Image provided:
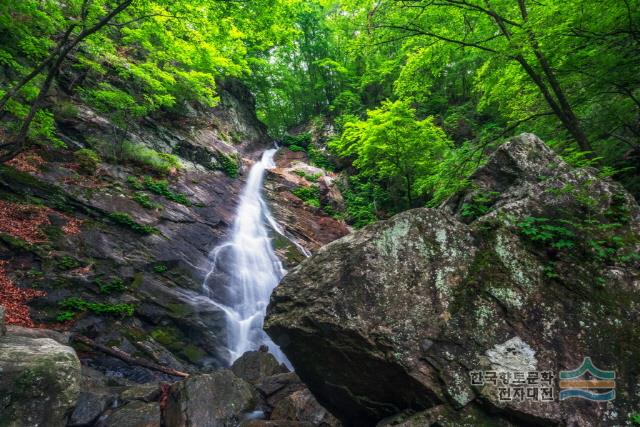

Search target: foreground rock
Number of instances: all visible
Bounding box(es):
[266,134,640,426]
[164,369,256,427]
[0,310,81,427]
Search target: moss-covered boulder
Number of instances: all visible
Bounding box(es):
[265,134,640,426]
[0,334,81,427]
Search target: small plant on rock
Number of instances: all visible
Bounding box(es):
[292,185,321,208]
[74,148,101,174]
[108,212,158,235]
[132,192,161,209]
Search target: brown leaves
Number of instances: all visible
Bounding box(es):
[7,151,45,174]
[0,261,46,327]
[0,200,83,244]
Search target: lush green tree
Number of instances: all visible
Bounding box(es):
[331,100,452,208]
[0,0,302,159]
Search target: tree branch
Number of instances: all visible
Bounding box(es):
[73,334,189,378]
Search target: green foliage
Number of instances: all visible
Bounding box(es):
[74,148,101,174]
[127,176,191,206]
[331,99,451,209]
[108,212,157,235]
[127,176,145,190]
[461,191,501,220]
[121,142,181,175]
[217,153,239,178]
[0,0,304,153]
[292,185,321,208]
[132,192,161,210]
[630,413,640,425]
[58,297,135,317]
[56,311,75,322]
[97,278,126,294]
[517,217,576,250]
[153,264,168,273]
[517,204,640,269]
[282,133,312,148]
[339,175,381,228]
[141,177,191,206]
[56,256,81,271]
[288,145,306,152]
[150,326,205,363]
[294,170,322,182]
[307,145,334,170]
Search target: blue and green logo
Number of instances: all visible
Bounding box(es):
[559,357,615,401]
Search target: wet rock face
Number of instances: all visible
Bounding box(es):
[0,331,81,427]
[266,134,640,426]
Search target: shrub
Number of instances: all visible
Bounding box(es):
[217,153,239,177]
[108,212,157,235]
[288,144,306,152]
[307,144,334,170]
[127,175,145,190]
[517,217,576,250]
[74,148,101,174]
[59,297,135,317]
[292,185,321,208]
[97,278,126,294]
[121,141,181,175]
[282,132,311,148]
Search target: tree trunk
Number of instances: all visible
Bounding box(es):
[1,0,133,163]
[517,0,593,154]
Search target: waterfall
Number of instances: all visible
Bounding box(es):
[203,148,291,366]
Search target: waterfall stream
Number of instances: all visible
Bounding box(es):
[203,148,291,366]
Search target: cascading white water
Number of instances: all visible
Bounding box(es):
[203,148,290,366]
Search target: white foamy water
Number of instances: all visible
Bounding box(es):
[203,149,291,366]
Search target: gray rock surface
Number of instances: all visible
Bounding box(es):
[266,134,640,426]
[164,369,256,427]
[231,348,288,385]
[99,400,161,427]
[0,334,81,427]
[0,305,5,336]
[68,391,112,426]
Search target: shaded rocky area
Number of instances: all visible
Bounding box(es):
[1,302,341,426]
[0,80,348,426]
[266,134,640,426]
[0,79,346,373]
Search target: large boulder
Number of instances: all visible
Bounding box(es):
[0,334,81,426]
[266,134,640,426]
[164,369,257,427]
[231,347,288,384]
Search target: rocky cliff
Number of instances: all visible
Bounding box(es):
[266,134,640,426]
[0,76,348,426]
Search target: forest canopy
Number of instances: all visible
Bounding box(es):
[1,0,639,224]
